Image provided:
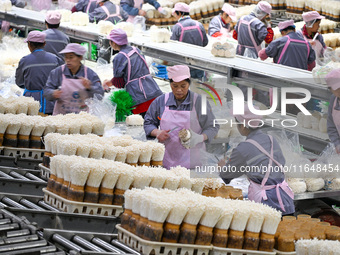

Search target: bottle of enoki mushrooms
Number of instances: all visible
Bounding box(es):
[113,163,134,205]
[195,198,223,246]
[212,198,234,248]
[98,161,121,205]
[143,198,172,242]
[178,194,205,244]
[121,189,139,231]
[258,208,281,251]
[162,195,189,243]
[227,201,250,249]
[242,203,265,250]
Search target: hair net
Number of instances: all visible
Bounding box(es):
[305,19,317,28]
[253,5,268,20]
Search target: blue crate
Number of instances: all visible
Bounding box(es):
[152,63,168,79]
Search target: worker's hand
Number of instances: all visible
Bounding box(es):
[138,9,146,16]
[53,89,62,99]
[218,158,226,167]
[181,129,204,149]
[310,41,316,46]
[258,49,268,61]
[81,77,91,90]
[263,17,271,28]
[158,7,168,16]
[156,130,170,142]
[103,79,112,92]
[336,145,340,154]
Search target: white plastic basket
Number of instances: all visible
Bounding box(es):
[43,188,123,216]
[212,246,276,255]
[3,146,44,160]
[39,163,50,180]
[275,250,296,255]
[117,224,212,255]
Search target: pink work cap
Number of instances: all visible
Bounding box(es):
[233,104,263,128]
[278,20,295,30]
[172,2,190,14]
[45,10,61,25]
[326,69,340,91]
[168,65,190,82]
[302,11,325,22]
[222,3,236,21]
[24,31,46,43]
[107,28,128,45]
[59,43,87,56]
[257,1,272,14]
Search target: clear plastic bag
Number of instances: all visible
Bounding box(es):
[84,94,117,132]
[133,16,146,31]
[0,78,22,98]
[58,0,76,10]
[313,143,340,180]
[243,48,258,59]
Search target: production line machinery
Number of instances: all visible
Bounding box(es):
[0,207,138,255]
[0,165,138,254]
[0,7,334,152]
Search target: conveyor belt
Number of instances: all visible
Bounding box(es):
[0,7,332,101]
[0,208,64,254]
[43,229,139,255]
[0,193,120,233]
[0,166,46,196]
[128,32,332,101]
[0,7,99,42]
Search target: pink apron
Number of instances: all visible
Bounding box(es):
[86,0,97,13]
[1,21,10,33]
[160,93,205,169]
[119,47,150,100]
[237,17,262,55]
[177,21,203,42]
[127,0,144,23]
[277,34,310,64]
[101,4,122,21]
[31,0,52,11]
[299,30,326,59]
[53,65,89,115]
[246,135,294,212]
[332,97,340,135]
[217,16,230,37]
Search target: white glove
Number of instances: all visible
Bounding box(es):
[181,129,204,149]
[158,7,168,16]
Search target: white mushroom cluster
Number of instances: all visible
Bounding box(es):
[0,112,104,148]
[0,0,12,11]
[211,41,236,58]
[47,155,227,204]
[0,97,40,115]
[44,133,165,166]
[70,12,89,26]
[296,239,340,254]
[149,26,171,43]
[122,187,281,248]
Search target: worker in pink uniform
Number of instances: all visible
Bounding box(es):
[219,105,295,215]
[208,3,237,37]
[144,65,219,169]
[298,11,327,61]
[44,43,104,115]
[258,20,316,71]
[120,0,167,23]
